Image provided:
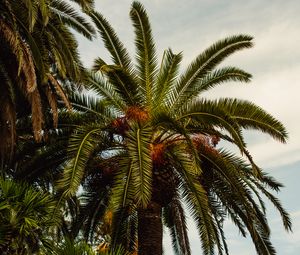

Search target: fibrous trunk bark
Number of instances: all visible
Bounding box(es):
[138,200,163,255]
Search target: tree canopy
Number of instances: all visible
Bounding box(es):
[0,1,292,255]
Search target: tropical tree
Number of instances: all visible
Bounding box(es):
[0,0,95,161]
[58,2,291,255]
[0,177,61,254]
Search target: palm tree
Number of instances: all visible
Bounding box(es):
[58,2,291,254]
[0,177,61,254]
[0,0,95,160]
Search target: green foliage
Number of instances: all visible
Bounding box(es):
[51,237,95,255]
[0,178,61,254]
[0,0,95,159]
[57,2,291,254]
[1,1,290,255]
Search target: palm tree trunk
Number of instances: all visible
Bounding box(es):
[138,200,163,255]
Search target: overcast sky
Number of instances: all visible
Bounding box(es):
[74,0,300,254]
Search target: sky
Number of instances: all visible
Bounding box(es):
[73,0,300,254]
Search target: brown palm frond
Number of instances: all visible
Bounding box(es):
[0,20,37,93]
[20,39,37,93]
[0,96,16,160]
[28,90,44,142]
[44,85,58,128]
[0,19,23,70]
[47,73,72,110]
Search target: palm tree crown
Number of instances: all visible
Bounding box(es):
[59,2,291,255]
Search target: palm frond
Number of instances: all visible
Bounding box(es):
[168,35,253,110]
[69,0,94,13]
[170,144,216,254]
[90,11,132,70]
[78,188,110,243]
[215,98,288,143]
[179,99,246,152]
[259,173,284,192]
[251,178,292,231]
[211,205,229,255]
[154,49,182,110]
[46,22,81,80]
[0,19,37,93]
[111,208,137,253]
[15,17,46,81]
[202,148,271,232]
[13,136,68,183]
[68,89,116,121]
[0,178,61,253]
[163,195,191,255]
[130,1,157,108]
[51,0,95,39]
[47,73,72,111]
[28,90,44,142]
[19,39,37,93]
[86,71,126,112]
[57,125,106,197]
[0,68,16,160]
[93,59,141,106]
[52,237,95,255]
[38,0,50,26]
[207,194,228,255]
[109,153,136,211]
[206,157,278,255]
[126,123,152,208]
[177,67,252,108]
[44,84,58,128]
[22,0,39,31]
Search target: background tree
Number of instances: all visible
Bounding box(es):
[0,0,95,161]
[58,2,291,255]
[0,1,97,253]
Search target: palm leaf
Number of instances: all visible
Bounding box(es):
[130,1,157,108]
[163,195,191,255]
[93,59,140,106]
[168,34,253,110]
[202,148,272,235]
[90,11,132,70]
[251,178,292,231]
[216,98,288,143]
[57,125,105,197]
[154,48,182,110]
[68,89,116,121]
[126,123,152,208]
[51,0,95,39]
[44,84,58,128]
[22,0,38,31]
[46,22,81,79]
[177,66,252,108]
[179,99,246,152]
[28,90,44,142]
[170,144,217,254]
[0,68,16,159]
[109,153,136,211]
[15,17,46,81]
[47,73,72,111]
[86,71,126,112]
[69,0,94,12]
